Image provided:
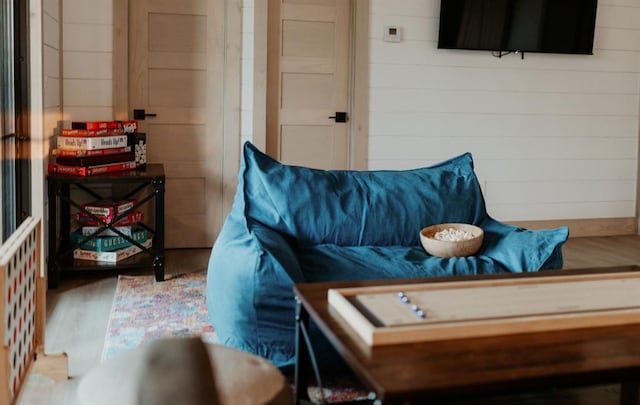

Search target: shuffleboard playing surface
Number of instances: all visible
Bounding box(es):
[328,272,640,346]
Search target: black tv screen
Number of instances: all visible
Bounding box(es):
[437,0,598,55]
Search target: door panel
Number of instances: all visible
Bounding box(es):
[285,0,336,5]
[281,125,337,168]
[281,73,334,108]
[130,0,222,248]
[148,14,206,52]
[267,0,351,170]
[148,70,207,108]
[282,21,335,57]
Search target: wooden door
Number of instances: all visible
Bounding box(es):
[267,0,351,170]
[129,0,223,248]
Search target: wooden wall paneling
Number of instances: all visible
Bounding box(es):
[370,43,640,72]
[370,0,439,16]
[369,114,637,140]
[252,0,268,150]
[63,0,111,23]
[58,0,63,115]
[63,24,112,52]
[370,136,636,161]
[369,89,637,117]
[367,0,640,228]
[64,79,112,106]
[64,52,111,79]
[495,204,635,224]
[61,106,113,121]
[222,0,243,218]
[351,0,369,169]
[42,12,59,49]
[370,65,639,94]
[637,97,640,235]
[113,0,128,120]
[266,0,281,158]
[486,181,635,206]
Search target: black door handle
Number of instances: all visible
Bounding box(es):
[133,109,157,120]
[328,112,348,123]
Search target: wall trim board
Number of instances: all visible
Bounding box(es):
[222,0,243,218]
[351,0,369,170]
[636,62,640,236]
[252,0,267,151]
[509,217,637,238]
[58,0,63,116]
[113,0,128,120]
[265,0,280,158]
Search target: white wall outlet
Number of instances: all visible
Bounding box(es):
[384,25,402,43]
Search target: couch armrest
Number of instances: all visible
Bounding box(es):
[480,218,569,272]
[207,216,303,367]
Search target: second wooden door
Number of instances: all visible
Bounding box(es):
[267,0,351,170]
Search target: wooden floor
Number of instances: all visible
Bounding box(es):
[17,248,211,405]
[16,235,640,404]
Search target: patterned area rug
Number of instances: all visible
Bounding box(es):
[101,271,217,361]
[101,271,369,403]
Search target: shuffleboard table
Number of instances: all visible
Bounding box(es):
[293,266,640,404]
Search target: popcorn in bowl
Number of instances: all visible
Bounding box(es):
[433,227,475,242]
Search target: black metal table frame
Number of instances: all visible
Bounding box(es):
[47,165,165,288]
[294,296,379,405]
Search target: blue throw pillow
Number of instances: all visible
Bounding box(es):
[242,142,488,247]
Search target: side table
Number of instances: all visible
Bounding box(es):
[47,164,165,288]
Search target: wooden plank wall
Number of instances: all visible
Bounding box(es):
[367,0,640,225]
[42,0,61,249]
[43,0,61,148]
[62,0,113,121]
[242,0,255,147]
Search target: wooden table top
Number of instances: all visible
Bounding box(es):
[293,266,640,402]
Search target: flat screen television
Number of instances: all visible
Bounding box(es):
[437,0,598,55]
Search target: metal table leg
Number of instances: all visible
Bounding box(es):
[47,181,59,289]
[295,296,311,404]
[621,380,639,405]
[152,178,165,282]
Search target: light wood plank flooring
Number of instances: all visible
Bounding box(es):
[17,248,211,405]
[16,236,640,404]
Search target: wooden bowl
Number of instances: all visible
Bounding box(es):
[419,223,484,258]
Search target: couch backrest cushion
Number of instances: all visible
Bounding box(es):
[241,142,488,247]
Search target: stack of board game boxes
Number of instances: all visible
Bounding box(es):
[48,120,146,176]
[72,198,152,263]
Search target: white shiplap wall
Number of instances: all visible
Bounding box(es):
[62,0,113,121]
[368,0,640,222]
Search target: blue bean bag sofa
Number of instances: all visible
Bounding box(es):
[207,142,569,368]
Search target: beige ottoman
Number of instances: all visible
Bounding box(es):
[77,339,292,405]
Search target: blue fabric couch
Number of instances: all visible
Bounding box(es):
[206,142,569,368]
